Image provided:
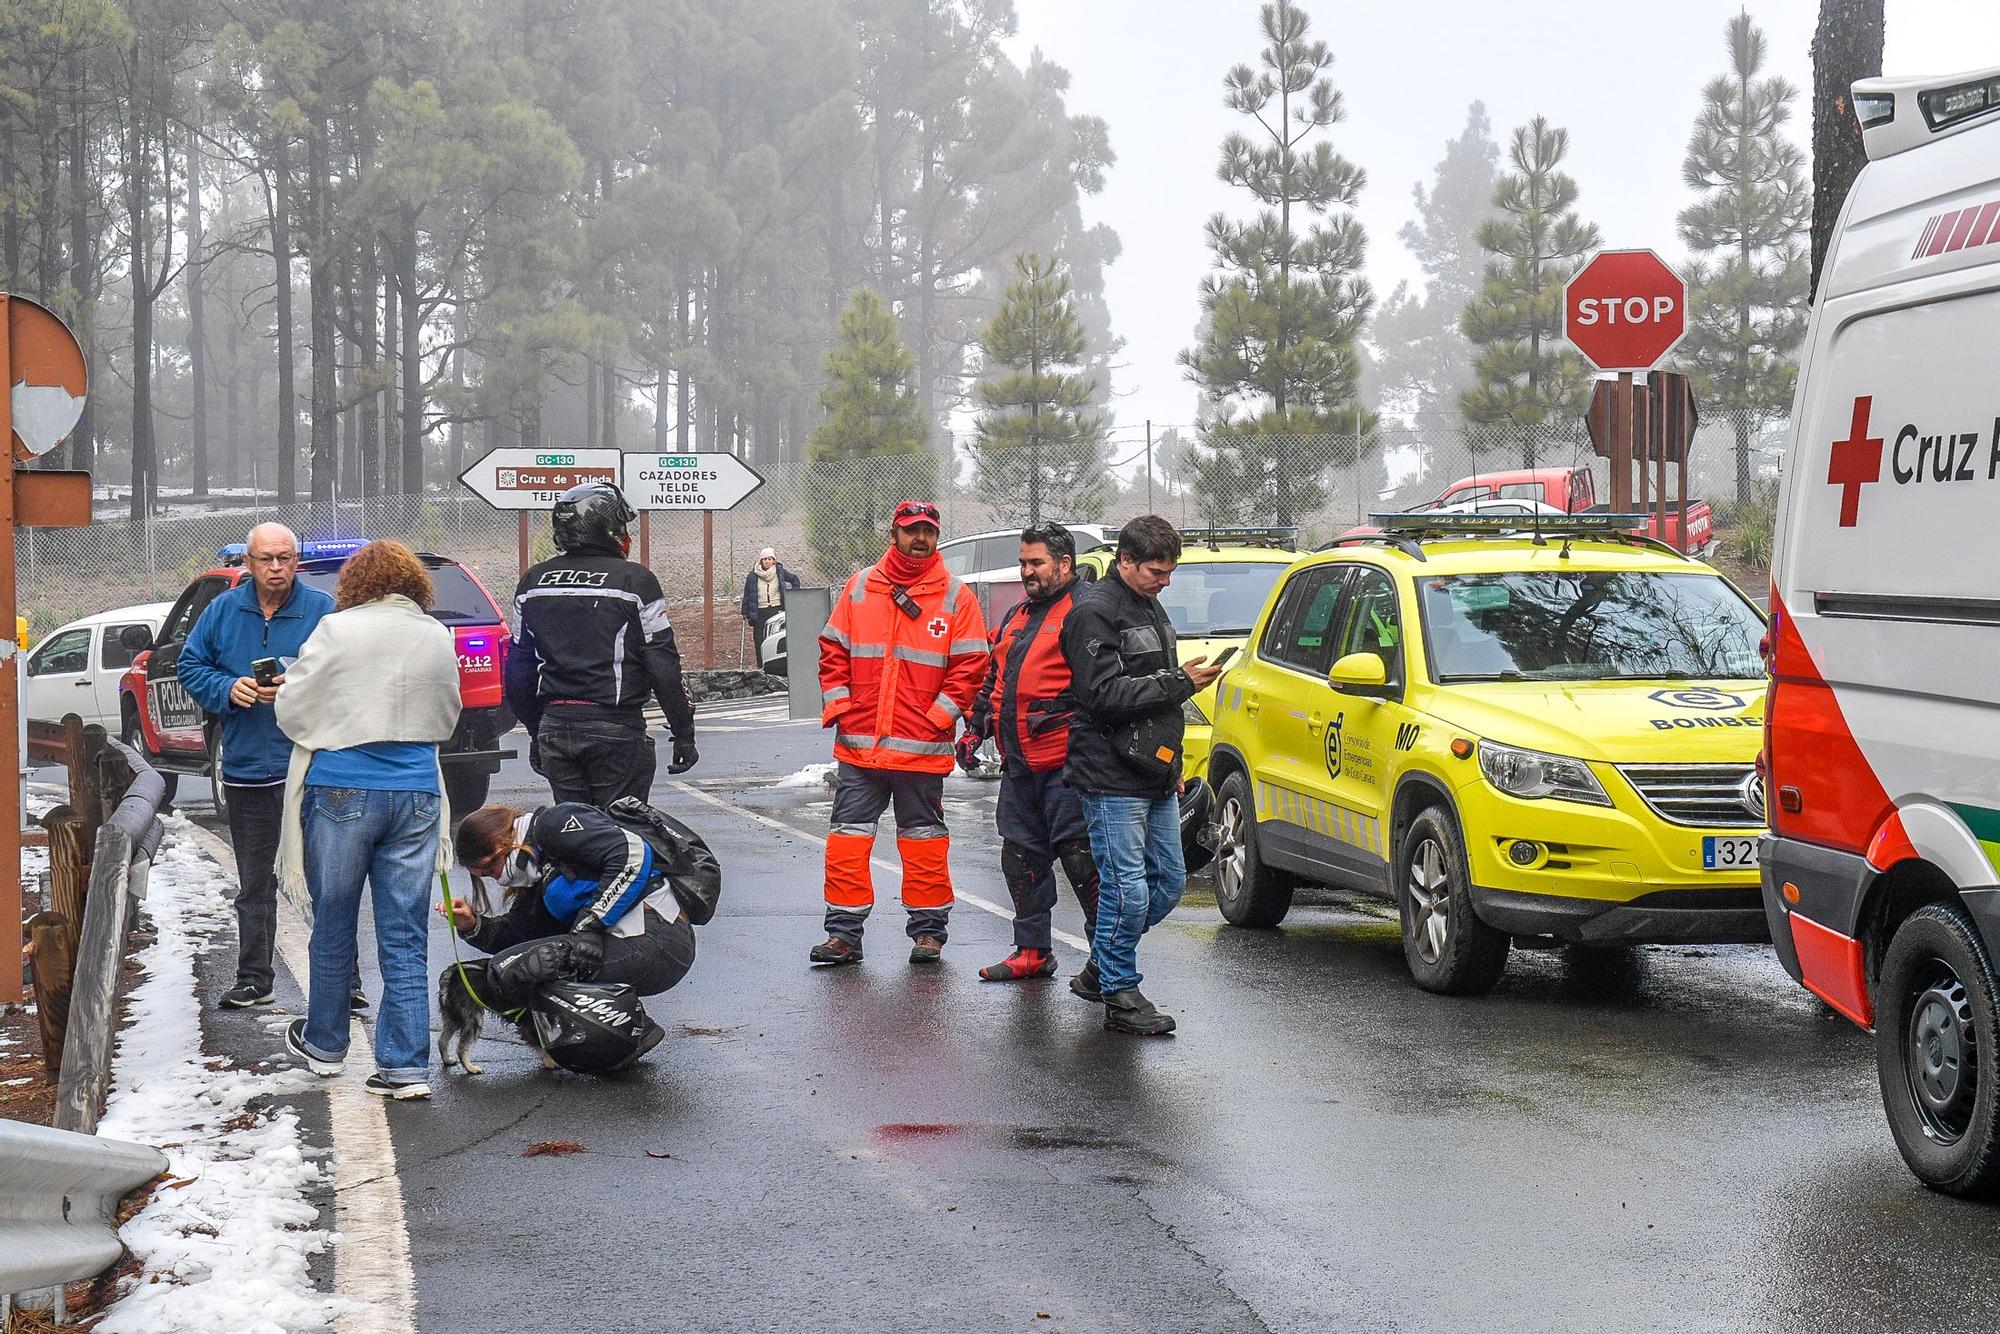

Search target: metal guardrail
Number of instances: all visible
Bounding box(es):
[0,1119,166,1316]
[3,733,171,1316]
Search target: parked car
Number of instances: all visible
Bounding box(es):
[1206,513,1769,994]
[757,608,787,677]
[24,602,173,730]
[118,539,513,817]
[939,523,1114,584]
[1418,466,1715,556]
[1760,64,2000,1197]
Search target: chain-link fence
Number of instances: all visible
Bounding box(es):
[17,411,1786,649]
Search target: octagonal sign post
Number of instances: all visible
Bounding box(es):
[1563,249,1687,373]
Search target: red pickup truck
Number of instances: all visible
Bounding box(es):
[1425,466,1715,555]
[117,540,514,816]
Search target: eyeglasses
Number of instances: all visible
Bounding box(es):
[247,553,298,568]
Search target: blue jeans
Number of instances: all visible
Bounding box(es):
[1079,792,1184,995]
[299,786,440,1080]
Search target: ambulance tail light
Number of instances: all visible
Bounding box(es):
[1853,93,1896,131]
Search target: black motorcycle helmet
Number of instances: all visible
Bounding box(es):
[551,480,637,555]
[1179,776,1217,876]
[529,980,664,1075]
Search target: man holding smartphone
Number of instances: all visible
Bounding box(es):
[179,523,335,1009]
[1058,516,1224,1036]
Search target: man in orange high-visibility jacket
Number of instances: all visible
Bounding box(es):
[809,500,989,967]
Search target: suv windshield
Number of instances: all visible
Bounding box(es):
[1420,570,1764,682]
[1157,561,1292,638]
[297,560,499,624]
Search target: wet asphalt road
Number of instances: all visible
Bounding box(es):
[178,698,2000,1333]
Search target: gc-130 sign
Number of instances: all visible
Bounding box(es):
[620,453,765,512]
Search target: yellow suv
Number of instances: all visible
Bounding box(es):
[1206,514,1770,994]
[1078,528,1305,782]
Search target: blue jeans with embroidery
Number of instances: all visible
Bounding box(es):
[298,786,440,1080]
[1078,792,1184,995]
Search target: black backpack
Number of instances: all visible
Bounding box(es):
[604,797,723,925]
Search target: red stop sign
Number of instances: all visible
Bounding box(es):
[1563,249,1687,372]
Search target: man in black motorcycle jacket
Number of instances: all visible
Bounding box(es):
[504,481,698,804]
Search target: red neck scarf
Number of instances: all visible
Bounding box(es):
[880,545,938,587]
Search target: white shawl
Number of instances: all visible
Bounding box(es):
[273,594,463,896]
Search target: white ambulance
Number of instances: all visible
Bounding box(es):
[1763,66,2000,1196]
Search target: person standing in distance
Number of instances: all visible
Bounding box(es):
[504,481,698,805]
[810,500,988,966]
[178,522,334,1010]
[740,547,800,651]
[957,524,1101,991]
[1059,516,1224,1035]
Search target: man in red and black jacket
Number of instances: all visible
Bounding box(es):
[958,524,1101,992]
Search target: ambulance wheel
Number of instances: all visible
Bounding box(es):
[1395,806,1508,996]
[1876,902,2000,1197]
[1213,770,1294,928]
[444,767,490,817]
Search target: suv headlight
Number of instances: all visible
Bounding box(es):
[1477,740,1611,806]
[1182,696,1210,725]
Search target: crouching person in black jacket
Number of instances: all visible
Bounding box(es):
[443,803,698,1013]
[1059,516,1224,1036]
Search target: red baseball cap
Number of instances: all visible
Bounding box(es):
[892,500,942,531]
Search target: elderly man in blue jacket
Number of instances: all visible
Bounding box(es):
[179,523,334,1009]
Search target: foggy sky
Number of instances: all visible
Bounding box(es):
[1003,0,2000,453]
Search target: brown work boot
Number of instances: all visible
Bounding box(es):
[809,937,863,967]
[979,948,1057,982]
[909,935,944,964]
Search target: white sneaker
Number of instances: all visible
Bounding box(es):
[364,1073,430,1100]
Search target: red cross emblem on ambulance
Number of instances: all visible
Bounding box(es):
[927,616,949,638]
[1827,395,1884,528]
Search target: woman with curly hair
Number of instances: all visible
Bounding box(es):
[274,540,462,1099]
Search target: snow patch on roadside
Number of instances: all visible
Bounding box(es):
[94,816,352,1334]
[775,761,836,788]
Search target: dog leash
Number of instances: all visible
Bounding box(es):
[440,871,527,1022]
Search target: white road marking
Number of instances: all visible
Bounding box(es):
[668,780,1091,952]
[186,823,418,1334]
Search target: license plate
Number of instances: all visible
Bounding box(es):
[1703,836,1759,870]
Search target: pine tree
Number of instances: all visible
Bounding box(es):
[805,288,937,579]
[1179,0,1374,528]
[970,253,1107,524]
[1372,102,1499,424]
[1678,11,1810,504]
[1460,116,1601,465]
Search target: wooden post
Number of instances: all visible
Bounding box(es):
[0,294,19,1005]
[1608,371,1634,513]
[640,511,651,569]
[1657,391,1671,551]
[42,803,88,961]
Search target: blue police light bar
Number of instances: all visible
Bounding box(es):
[218,538,369,563]
[1366,512,1653,535]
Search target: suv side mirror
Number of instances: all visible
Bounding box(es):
[1330,651,1393,698]
[120,624,154,654]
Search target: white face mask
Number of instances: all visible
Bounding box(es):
[495,815,540,887]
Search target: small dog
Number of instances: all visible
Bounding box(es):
[436,960,559,1074]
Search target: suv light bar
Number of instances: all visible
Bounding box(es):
[1367,512,1651,535]
[1178,524,1298,550]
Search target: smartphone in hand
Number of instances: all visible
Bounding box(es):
[1210,645,1240,668]
[252,657,280,688]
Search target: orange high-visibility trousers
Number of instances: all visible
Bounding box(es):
[824,830,876,915]
[898,832,953,911]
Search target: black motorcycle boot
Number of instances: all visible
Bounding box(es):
[1101,988,1176,1036]
[1068,958,1102,1002]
